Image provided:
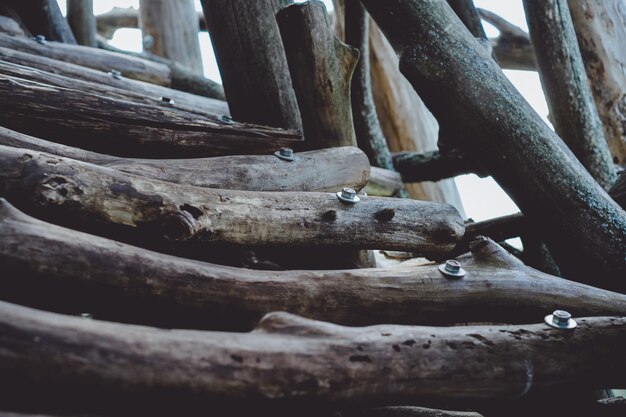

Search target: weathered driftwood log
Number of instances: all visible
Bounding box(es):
[139,0,203,75]
[1,300,626,412]
[96,7,151,38]
[0,75,301,158]
[278,1,358,149]
[609,170,626,210]
[0,146,463,255]
[0,33,224,99]
[523,0,616,189]
[568,0,626,166]
[465,213,526,243]
[446,0,486,39]
[67,0,97,47]
[393,149,488,183]
[0,46,228,114]
[365,167,404,197]
[361,0,626,290]
[200,0,302,130]
[477,8,537,71]
[346,407,483,417]
[344,0,393,170]
[0,15,25,36]
[2,200,624,331]
[5,0,76,44]
[0,128,368,193]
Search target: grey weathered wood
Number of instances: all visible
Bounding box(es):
[0,128,369,193]
[568,0,626,166]
[609,170,626,210]
[0,146,463,255]
[96,6,208,38]
[200,0,302,130]
[6,0,76,44]
[365,167,404,197]
[1,300,626,410]
[393,149,488,182]
[139,0,203,74]
[524,0,616,189]
[446,0,486,39]
[347,407,483,417]
[0,75,300,158]
[361,0,626,291]
[67,0,96,47]
[0,15,25,36]
[2,200,624,331]
[278,1,358,149]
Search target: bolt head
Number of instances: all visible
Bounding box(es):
[109,70,122,80]
[274,147,297,161]
[218,114,234,125]
[544,309,577,329]
[336,187,360,203]
[438,259,466,278]
[34,34,47,45]
[444,260,461,273]
[279,147,293,157]
[160,96,175,104]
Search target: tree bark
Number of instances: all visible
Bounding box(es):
[6,0,76,44]
[139,0,203,75]
[200,0,302,130]
[0,75,300,158]
[1,202,624,331]
[1,300,626,412]
[0,127,369,193]
[0,146,463,255]
[67,0,96,47]
[567,0,626,166]
[523,0,616,189]
[278,1,358,149]
[361,0,626,291]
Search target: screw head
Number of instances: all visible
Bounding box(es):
[336,187,360,203]
[160,96,175,104]
[34,34,47,45]
[109,69,122,80]
[274,147,297,161]
[438,259,466,278]
[544,309,577,329]
[218,114,234,125]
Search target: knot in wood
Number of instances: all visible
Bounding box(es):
[161,209,198,241]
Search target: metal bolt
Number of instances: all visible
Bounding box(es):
[438,259,466,278]
[336,187,360,203]
[34,34,47,45]
[80,313,92,319]
[160,96,175,105]
[109,70,122,80]
[143,34,154,49]
[544,309,577,329]
[218,114,234,125]
[274,147,297,161]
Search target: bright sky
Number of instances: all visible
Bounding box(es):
[56,0,551,227]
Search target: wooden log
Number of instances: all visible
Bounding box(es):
[0,128,369,193]
[67,0,96,47]
[2,200,624,331]
[568,0,626,166]
[0,75,301,158]
[200,0,302,130]
[1,301,626,411]
[393,149,488,182]
[138,0,203,75]
[365,167,404,197]
[609,170,626,210]
[523,0,616,189]
[360,0,626,291]
[446,0,486,39]
[278,1,358,149]
[0,146,463,255]
[346,407,483,417]
[0,15,25,36]
[6,0,76,44]
[477,8,537,71]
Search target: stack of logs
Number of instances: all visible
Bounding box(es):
[0,1,625,417]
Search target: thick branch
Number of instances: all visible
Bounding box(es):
[67,0,96,47]
[446,0,486,39]
[392,149,488,182]
[361,0,626,290]
[524,0,616,189]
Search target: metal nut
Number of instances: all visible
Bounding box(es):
[544,309,577,329]
[218,114,234,125]
[438,259,466,278]
[34,34,47,45]
[160,96,175,105]
[336,187,360,203]
[109,70,122,80]
[274,147,297,161]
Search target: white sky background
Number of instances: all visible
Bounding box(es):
[56,0,552,225]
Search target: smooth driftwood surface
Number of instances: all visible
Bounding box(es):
[568,0,626,166]
[0,46,228,114]
[0,128,369,193]
[1,301,626,412]
[361,0,626,290]
[478,8,537,71]
[67,0,97,47]
[139,0,203,75]
[278,1,359,149]
[2,200,624,331]
[393,149,488,183]
[5,0,76,44]
[200,0,302,130]
[0,33,223,99]
[524,0,616,190]
[0,75,301,158]
[0,146,463,254]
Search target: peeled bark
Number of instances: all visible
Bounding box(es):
[1,201,624,332]
[0,146,463,255]
[0,75,300,158]
[0,128,369,193]
[1,300,626,412]
[361,0,626,291]
[524,0,616,189]
[67,0,96,47]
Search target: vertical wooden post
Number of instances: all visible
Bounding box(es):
[67,0,96,47]
[139,0,204,75]
[7,0,76,44]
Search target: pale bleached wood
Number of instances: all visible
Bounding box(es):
[67,0,96,47]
